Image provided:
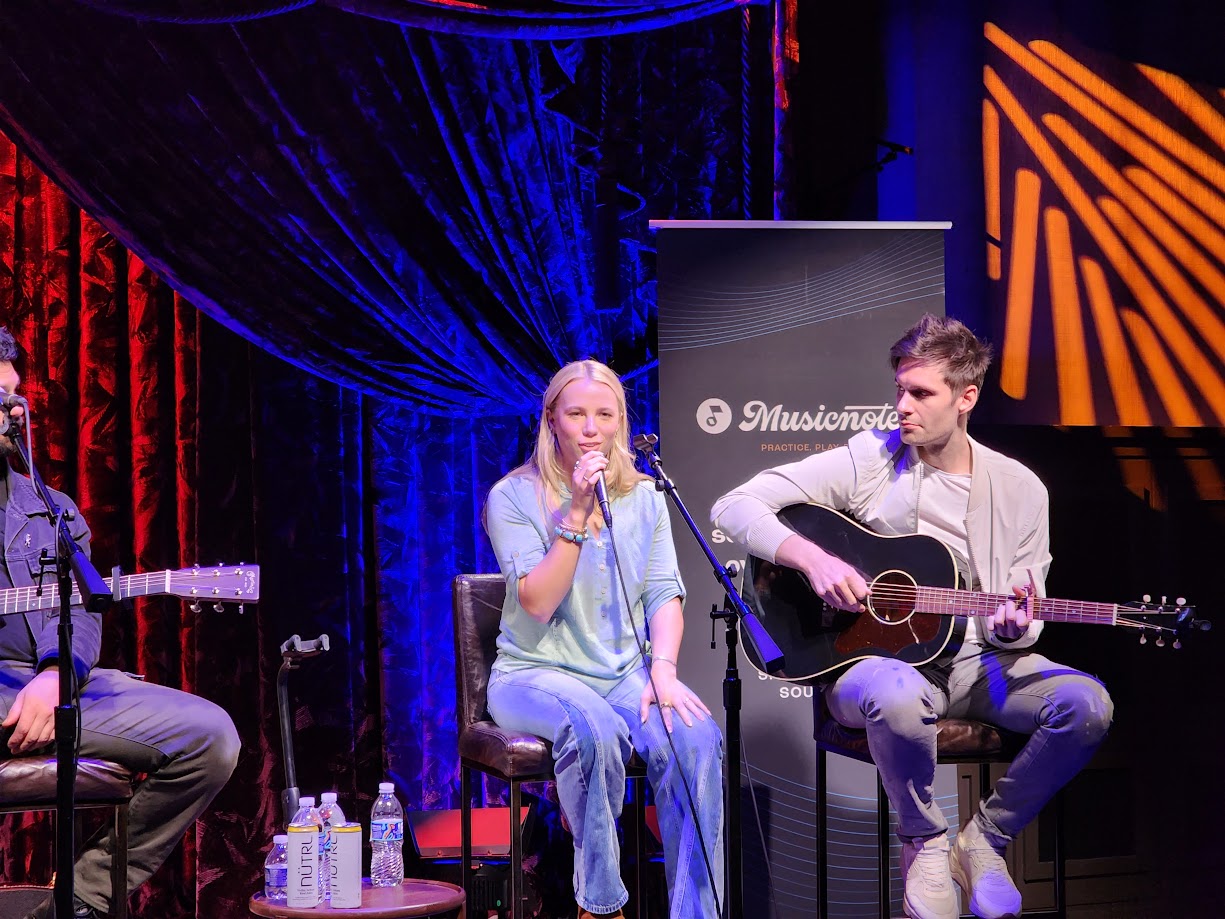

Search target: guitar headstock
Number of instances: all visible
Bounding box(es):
[171,564,260,613]
[1118,595,1210,648]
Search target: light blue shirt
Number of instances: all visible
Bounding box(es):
[484,474,686,693]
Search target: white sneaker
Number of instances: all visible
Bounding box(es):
[901,833,960,919]
[949,819,1022,918]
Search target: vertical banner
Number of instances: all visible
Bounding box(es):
[654,220,953,918]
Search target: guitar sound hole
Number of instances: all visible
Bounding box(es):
[869,570,918,624]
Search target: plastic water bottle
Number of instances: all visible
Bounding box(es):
[369,782,405,887]
[263,834,288,903]
[287,796,323,907]
[318,791,347,901]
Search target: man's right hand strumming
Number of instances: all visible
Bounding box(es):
[776,534,869,612]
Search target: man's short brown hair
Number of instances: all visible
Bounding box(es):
[0,327,17,363]
[889,313,993,392]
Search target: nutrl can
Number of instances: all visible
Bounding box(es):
[329,822,363,908]
[285,824,320,908]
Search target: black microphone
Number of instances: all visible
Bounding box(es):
[594,471,613,528]
[0,393,26,437]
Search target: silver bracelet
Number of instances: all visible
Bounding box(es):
[651,655,677,667]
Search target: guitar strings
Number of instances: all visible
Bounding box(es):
[842,582,1182,625]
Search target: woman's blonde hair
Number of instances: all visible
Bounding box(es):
[508,360,647,512]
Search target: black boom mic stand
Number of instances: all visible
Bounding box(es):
[9,403,113,919]
[633,433,784,919]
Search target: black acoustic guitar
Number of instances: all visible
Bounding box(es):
[740,503,1203,684]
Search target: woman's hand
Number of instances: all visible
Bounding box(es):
[566,450,609,525]
[639,671,712,733]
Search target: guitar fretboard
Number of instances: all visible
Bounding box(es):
[0,572,173,617]
[912,587,1117,625]
[0,568,256,617]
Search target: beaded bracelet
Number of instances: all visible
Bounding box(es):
[554,524,588,545]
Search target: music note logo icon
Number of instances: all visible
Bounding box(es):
[696,398,732,434]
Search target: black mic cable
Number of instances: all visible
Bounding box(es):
[598,481,724,919]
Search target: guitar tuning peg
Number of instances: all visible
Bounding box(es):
[1156,635,1166,648]
[1142,594,1152,604]
[1173,639,1182,650]
[213,601,225,613]
[190,600,202,614]
[1139,633,1147,645]
[1176,597,1186,607]
[237,604,245,615]
[1161,596,1168,607]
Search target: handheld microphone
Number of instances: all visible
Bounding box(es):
[594,471,613,527]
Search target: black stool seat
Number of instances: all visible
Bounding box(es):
[0,756,137,805]
[0,754,136,919]
[817,712,1026,763]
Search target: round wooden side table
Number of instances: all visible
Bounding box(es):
[249,879,466,918]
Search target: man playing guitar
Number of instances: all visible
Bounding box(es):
[712,314,1113,919]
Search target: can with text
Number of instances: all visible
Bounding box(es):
[329,821,363,908]
[285,824,320,908]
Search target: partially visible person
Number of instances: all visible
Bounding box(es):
[713,315,1112,919]
[0,327,240,919]
[483,359,724,919]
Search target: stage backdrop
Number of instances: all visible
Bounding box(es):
[655,220,955,918]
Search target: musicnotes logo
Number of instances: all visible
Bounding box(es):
[696,398,733,434]
[698,398,898,435]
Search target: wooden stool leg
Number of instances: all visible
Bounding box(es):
[628,777,647,918]
[877,774,890,919]
[815,749,828,919]
[460,766,473,911]
[509,780,525,919]
[1053,788,1066,919]
[112,802,129,919]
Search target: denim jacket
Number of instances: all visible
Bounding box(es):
[2,470,97,682]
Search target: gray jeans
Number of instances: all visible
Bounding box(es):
[0,664,240,913]
[823,642,1113,846]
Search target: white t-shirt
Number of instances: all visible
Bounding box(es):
[915,465,987,644]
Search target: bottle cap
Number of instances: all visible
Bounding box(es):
[273,834,288,844]
[299,796,316,807]
[378,782,395,793]
[321,792,338,803]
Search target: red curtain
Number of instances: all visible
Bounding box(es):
[0,133,269,918]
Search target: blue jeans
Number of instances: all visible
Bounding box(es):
[488,666,724,917]
[824,643,1113,846]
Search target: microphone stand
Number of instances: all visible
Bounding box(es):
[276,633,331,826]
[10,410,112,919]
[633,433,784,919]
